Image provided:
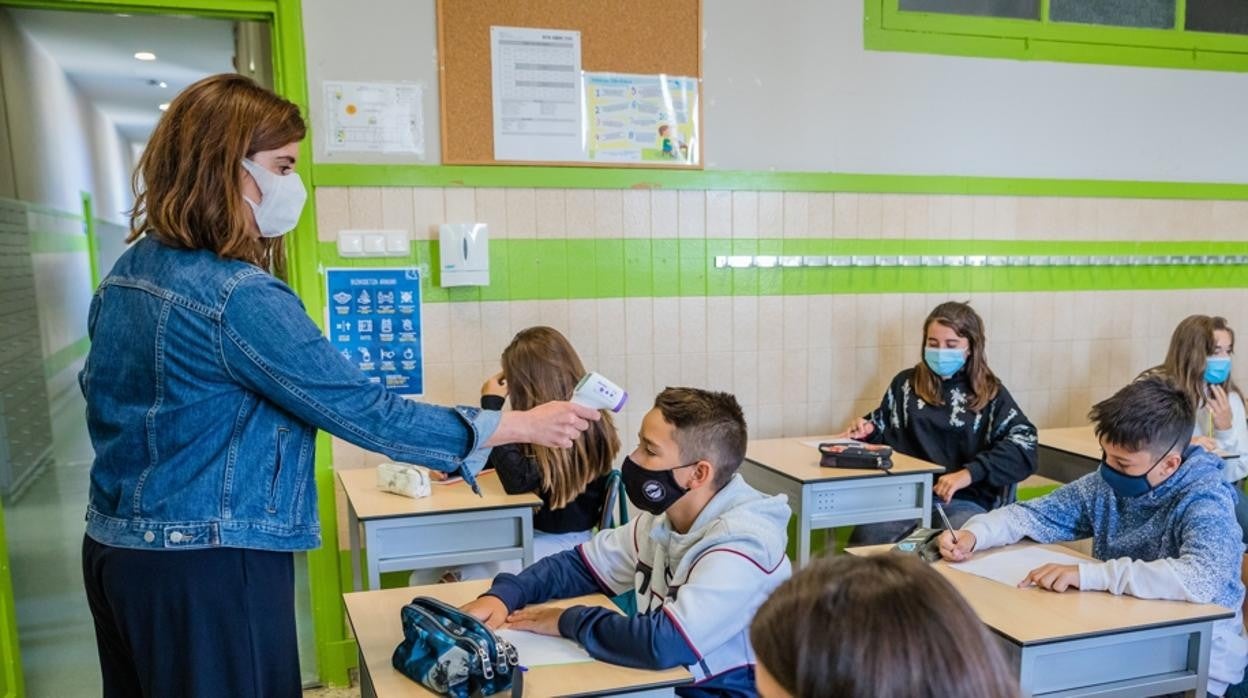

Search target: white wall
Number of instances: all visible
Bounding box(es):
[301,0,1248,183]
[302,0,441,165]
[0,7,134,217]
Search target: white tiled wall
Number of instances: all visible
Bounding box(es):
[318,187,1248,456]
[316,188,1248,242]
[354,290,1246,446]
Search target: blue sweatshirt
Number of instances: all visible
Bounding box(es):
[483,474,792,697]
[964,446,1248,695]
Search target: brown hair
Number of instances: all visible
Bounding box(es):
[750,553,1019,698]
[913,301,1000,413]
[1148,314,1241,410]
[501,327,620,509]
[127,73,306,276]
[653,387,747,489]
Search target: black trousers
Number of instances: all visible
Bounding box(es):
[82,535,301,698]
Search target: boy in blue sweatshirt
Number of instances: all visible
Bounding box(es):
[940,376,1248,696]
[462,388,792,697]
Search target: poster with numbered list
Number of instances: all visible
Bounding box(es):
[583,72,699,165]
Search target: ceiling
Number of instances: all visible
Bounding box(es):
[9,8,238,144]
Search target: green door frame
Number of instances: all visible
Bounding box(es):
[0,502,22,698]
[81,191,100,288]
[0,0,351,689]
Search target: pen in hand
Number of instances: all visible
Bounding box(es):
[935,501,958,544]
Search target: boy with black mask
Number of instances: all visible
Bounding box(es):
[462,387,792,697]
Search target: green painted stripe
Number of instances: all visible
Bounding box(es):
[30,230,89,254]
[311,163,1248,200]
[316,238,1248,303]
[43,336,89,379]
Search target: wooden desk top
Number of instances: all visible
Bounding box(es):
[1038,425,1101,461]
[338,468,541,521]
[344,581,691,697]
[744,436,945,484]
[848,543,1233,646]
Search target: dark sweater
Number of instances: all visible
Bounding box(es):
[480,395,609,534]
[862,368,1038,511]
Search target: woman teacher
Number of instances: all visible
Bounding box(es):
[78,74,599,697]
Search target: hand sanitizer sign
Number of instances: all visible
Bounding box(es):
[325,268,423,395]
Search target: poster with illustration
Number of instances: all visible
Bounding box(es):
[583,72,699,165]
[324,268,423,396]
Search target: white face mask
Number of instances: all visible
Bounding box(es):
[241,158,307,238]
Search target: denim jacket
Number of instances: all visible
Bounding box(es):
[80,236,498,551]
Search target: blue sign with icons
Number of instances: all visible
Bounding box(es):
[325,268,423,395]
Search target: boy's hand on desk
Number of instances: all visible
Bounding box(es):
[1019,563,1080,593]
[505,607,563,636]
[933,471,972,503]
[938,530,976,562]
[462,596,509,629]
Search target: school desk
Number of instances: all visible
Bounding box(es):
[740,436,945,567]
[338,467,541,591]
[850,543,1233,697]
[343,580,692,697]
[1038,425,1100,483]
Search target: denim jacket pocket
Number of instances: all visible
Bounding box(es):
[267,427,289,514]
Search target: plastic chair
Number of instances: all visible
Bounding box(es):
[597,470,635,614]
[599,469,624,531]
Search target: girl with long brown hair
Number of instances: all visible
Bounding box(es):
[751,553,1019,698]
[842,301,1038,544]
[79,74,597,696]
[457,327,620,577]
[1145,315,1248,549]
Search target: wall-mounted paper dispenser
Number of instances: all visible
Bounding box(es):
[438,223,489,287]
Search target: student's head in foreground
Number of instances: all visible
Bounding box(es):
[750,553,1019,698]
[1091,376,1194,499]
[623,387,747,520]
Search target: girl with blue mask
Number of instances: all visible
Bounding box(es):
[843,301,1038,546]
[1145,315,1248,561]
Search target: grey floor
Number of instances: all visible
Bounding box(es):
[5,390,323,696]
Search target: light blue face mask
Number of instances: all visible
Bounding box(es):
[1205,356,1232,385]
[924,348,967,378]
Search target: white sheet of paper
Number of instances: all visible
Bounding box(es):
[948,546,1088,588]
[799,438,861,448]
[490,26,585,161]
[324,81,424,155]
[496,628,592,666]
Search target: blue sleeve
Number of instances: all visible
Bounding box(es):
[556,606,699,670]
[218,273,497,482]
[484,548,605,612]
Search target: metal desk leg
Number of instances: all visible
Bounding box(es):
[521,508,534,568]
[364,519,382,591]
[797,485,812,568]
[349,500,363,592]
[359,649,376,698]
[920,474,933,528]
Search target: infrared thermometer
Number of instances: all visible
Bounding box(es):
[571,372,628,413]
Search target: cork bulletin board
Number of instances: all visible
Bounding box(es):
[435,0,703,167]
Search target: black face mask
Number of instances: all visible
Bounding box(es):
[621,455,697,515]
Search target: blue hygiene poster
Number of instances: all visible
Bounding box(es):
[325,268,423,395]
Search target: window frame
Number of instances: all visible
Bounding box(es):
[865,0,1248,72]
